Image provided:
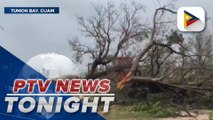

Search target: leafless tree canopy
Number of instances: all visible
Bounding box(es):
[69,1,149,78]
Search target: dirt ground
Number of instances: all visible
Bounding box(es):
[161,110,210,120]
[161,115,208,120]
[100,105,155,120]
[101,105,211,120]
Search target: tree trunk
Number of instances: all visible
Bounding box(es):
[117,41,155,89]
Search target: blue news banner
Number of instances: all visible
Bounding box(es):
[4,7,59,14]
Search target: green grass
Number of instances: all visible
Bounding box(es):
[209,112,213,120]
[102,105,155,120]
[131,102,178,118]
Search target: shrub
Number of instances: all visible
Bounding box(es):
[209,112,213,120]
[131,102,178,118]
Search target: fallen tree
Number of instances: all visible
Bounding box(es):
[130,76,205,94]
[117,7,177,89]
[116,7,213,98]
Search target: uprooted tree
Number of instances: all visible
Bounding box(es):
[69,1,213,103]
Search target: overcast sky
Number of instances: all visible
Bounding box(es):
[0,0,213,71]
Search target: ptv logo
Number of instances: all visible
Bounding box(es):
[177,7,205,32]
